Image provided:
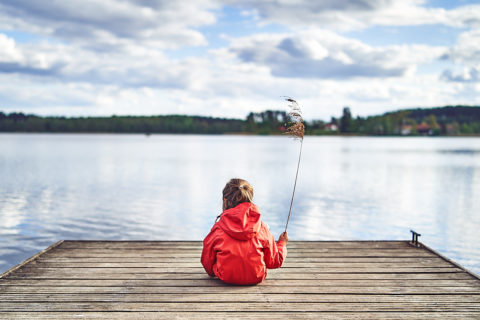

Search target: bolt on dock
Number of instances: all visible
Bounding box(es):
[1,240,479,319]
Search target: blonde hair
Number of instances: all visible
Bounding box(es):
[222,178,254,211]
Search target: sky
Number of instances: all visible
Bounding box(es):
[1,0,480,120]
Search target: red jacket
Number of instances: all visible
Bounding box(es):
[201,202,287,285]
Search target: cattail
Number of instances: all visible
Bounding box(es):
[284,97,304,232]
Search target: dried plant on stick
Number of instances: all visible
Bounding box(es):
[283,97,305,232]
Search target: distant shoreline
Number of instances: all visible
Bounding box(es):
[1,132,479,137]
[2,105,480,136]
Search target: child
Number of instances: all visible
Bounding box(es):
[201,178,288,285]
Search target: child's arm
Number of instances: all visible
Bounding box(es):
[262,224,288,269]
[201,229,219,277]
[279,231,289,244]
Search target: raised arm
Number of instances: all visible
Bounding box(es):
[262,224,288,269]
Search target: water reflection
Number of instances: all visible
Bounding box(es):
[0,134,479,275]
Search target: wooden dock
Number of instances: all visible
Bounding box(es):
[1,240,479,319]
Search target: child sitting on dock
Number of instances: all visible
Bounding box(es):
[201,178,288,285]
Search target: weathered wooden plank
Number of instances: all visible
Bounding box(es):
[40,254,435,260]
[9,279,477,289]
[56,244,418,250]
[1,240,479,318]
[5,267,463,276]
[0,241,64,279]
[2,278,478,287]
[57,240,411,247]
[47,248,431,254]
[54,245,423,250]
[33,256,449,263]
[2,293,480,303]
[2,285,479,294]
[1,312,479,320]
[8,268,472,281]
[41,252,437,258]
[1,301,479,312]
[0,275,480,287]
[3,272,474,280]
[1,278,480,287]
[421,241,480,281]
[18,260,459,269]
[5,271,473,281]
[28,260,455,268]
[46,245,429,251]
[11,268,467,278]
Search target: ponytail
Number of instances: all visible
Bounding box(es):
[221,178,254,211]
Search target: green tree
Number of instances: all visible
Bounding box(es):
[409,119,418,135]
[461,123,473,134]
[383,117,393,135]
[340,107,353,133]
[425,114,440,135]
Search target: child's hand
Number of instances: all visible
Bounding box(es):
[279,231,289,244]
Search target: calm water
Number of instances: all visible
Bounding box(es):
[1,134,479,275]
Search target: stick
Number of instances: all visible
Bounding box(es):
[285,139,303,232]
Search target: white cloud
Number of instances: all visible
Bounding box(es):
[442,67,480,83]
[228,30,446,79]
[0,34,22,61]
[446,5,480,29]
[227,0,480,31]
[441,28,480,83]
[444,29,480,66]
[0,33,211,89]
[0,0,218,50]
[0,34,69,76]
[0,0,479,119]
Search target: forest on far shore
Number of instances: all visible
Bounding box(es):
[1,105,480,136]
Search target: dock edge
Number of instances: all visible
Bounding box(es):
[0,240,64,279]
[419,241,480,280]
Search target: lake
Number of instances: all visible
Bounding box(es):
[1,134,479,275]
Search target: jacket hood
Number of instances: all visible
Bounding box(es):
[218,202,261,241]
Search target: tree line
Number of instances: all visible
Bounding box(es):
[328,106,480,135]
[0,113,244,134]
[1,105,479,135]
